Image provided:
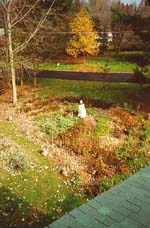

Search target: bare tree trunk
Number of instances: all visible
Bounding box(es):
[6,8,17,104]
[33,76,37,87]
[1,0,56,104]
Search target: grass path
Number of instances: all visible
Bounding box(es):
[0,117,85,228]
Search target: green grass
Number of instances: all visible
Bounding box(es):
[39,62,76,71]
[0,121,40,163]
[36,78,150,106]
[39,57,137,73]
[88,57,136,72]
[0,121,85,228]
[99,174,129,193]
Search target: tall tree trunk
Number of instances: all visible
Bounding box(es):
[1,0,56,104]
[6,9,17,104]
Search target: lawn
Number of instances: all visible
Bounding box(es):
[0,120,85,228]
[0,79,150,228]
[36,78,150,106]
[39,57,137,73]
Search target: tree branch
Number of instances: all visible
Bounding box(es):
[11,0,28,24]
[13,0,56,54]
[12,0,40,27]
[0,0,8,12]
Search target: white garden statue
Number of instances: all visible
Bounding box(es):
[78,100,86,118]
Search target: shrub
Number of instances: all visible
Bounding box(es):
[133,65,150,84]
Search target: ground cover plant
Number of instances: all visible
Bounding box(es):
[0,79,150,228]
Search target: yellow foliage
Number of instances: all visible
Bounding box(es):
[66,7,100,57]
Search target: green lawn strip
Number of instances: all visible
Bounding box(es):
[0,167,85,227]
[39,62,76,71]
[39,57,137,73]
[2,168,70,212]
[87,57,136,72]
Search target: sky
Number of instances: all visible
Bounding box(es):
[83,0,142,6]
[120,0,141,5]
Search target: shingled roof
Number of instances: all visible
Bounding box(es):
[47,166,150,228]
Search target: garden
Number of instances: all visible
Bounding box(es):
[0,78,150,228]
[0,0,150,227]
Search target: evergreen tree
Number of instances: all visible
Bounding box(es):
[66,7,99,57]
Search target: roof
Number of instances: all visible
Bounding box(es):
[47,166,150,228]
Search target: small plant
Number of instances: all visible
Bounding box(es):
[86,107,96,116]
[116,145,130,160]
[99,174,129,193]
[100,61,110,73]
[36,112,79,138]
[71,174,81,189]
[0,136,31,172]
[9,152,30,171]
[133,65,150,84]
[94,115,113,136]
[127,152,149,173]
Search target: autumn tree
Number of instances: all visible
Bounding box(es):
[0,0,56,104]
[66,6,99,58]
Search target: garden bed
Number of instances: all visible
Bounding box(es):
[0,80,150,228]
